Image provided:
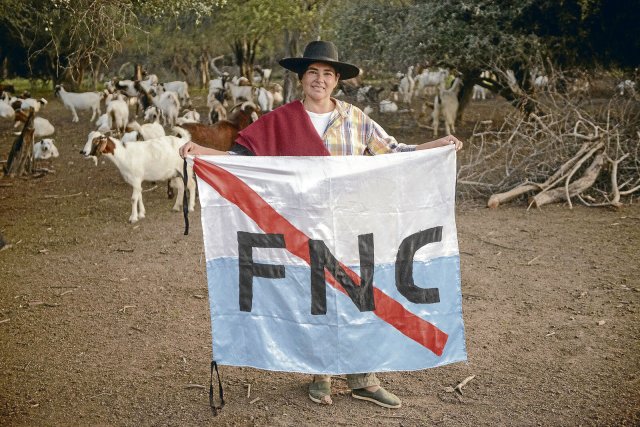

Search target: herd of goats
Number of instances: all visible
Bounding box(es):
[0,64,637,222]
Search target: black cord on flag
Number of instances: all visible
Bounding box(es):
[209,360,225,415]
[182,159,189,235]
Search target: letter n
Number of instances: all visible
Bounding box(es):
[237,231,286,312]
[309,234,375,315]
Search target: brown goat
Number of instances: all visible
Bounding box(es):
[175,101,260,151]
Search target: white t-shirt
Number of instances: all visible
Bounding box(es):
[306,110,333,138]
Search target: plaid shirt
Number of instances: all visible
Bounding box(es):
[322,99,416,155]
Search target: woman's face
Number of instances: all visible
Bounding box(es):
[301,62,340,102]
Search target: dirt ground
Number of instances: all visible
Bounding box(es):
[0,95,639,426]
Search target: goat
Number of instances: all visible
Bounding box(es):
[208,74,229,106]
[207,95,227,124]
[105,94,129,135]
[431,78,462,137]
[114,79,138,97]
[54,85,101,122]
[253,65,272,86]
[616,80,636,97]
[379,100,399,113]
[173,101,260,151]
[133,81,155,116]
[139,74,158,92]
[472,70,493,100]
[225,81,254,105]
[13,109,55,139]
[151,87,181,127]
[270,83,284,108]
[357,86,385,104]
[0,100,15,119]
[161,81,190,107]
[33,138,59,160]
[397,66,415,103]
[176,109,200,125]
[19,98,47,112]
[95,114,111,132]
[80,132,196,223]
[415,68,449,97]
[256,87,274,112]
[125,120,165,140]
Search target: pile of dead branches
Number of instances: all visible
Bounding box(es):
[457,93,640,209]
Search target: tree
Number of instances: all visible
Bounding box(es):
[0,0,143,88]
[332,0,549,118]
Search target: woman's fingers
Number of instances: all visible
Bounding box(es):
[179,141,194,158]
[445,136,463,151]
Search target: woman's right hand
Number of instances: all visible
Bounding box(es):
[179,140,231,158]
[179,140,198,158]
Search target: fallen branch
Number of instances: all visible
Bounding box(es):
[184,384,206,390]
[531,152,605,208]
[445,375,476,395]
[43,192,83,199]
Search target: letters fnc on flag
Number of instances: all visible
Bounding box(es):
[192,146,467,374]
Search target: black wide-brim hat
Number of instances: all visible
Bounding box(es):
[279,41,361,80]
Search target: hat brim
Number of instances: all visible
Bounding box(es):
[279,57,361,81]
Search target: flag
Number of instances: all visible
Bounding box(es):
[192,147,466,374]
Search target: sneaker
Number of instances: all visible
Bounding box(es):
[351,387,402,409]
[308,380,333,405]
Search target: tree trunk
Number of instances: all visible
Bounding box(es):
[283,29,300,103]
[456,71,481,121]
[199,50,210,88]
[4,110,35,177]
[91,61,102,90]
[133,64,143,81]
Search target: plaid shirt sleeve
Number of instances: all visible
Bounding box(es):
[365,117,417,154]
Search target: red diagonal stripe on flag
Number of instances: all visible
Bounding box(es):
[194,157,449,356]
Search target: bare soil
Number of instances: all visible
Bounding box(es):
[0,96,639,426]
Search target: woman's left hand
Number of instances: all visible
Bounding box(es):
[418,135,464,151]
[437,135,463,151]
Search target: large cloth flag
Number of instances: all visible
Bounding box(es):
[192,147,466,374]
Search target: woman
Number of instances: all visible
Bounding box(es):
[180,41,463,408]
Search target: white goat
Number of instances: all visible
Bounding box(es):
[13,110,55,139]
[126,120,166,140]
[431,78,462,137]
[398,66,415,103]
[176,109,200,125]
[106,95,129,135]
[80,132,196,223]
[379,100,399,113]
[0,100,15,119]
[95,114,111,132]
[33,138,59,160]
[161,81,190,106]
[270,83,284,107]
[139,75,158,92]
[226,81,254,105]
[415,68,449,97]
[154,86,180,127]
[256,87,274,112]
[54,85,101,122]
[20,98,47,112]
[616,80,636,97]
